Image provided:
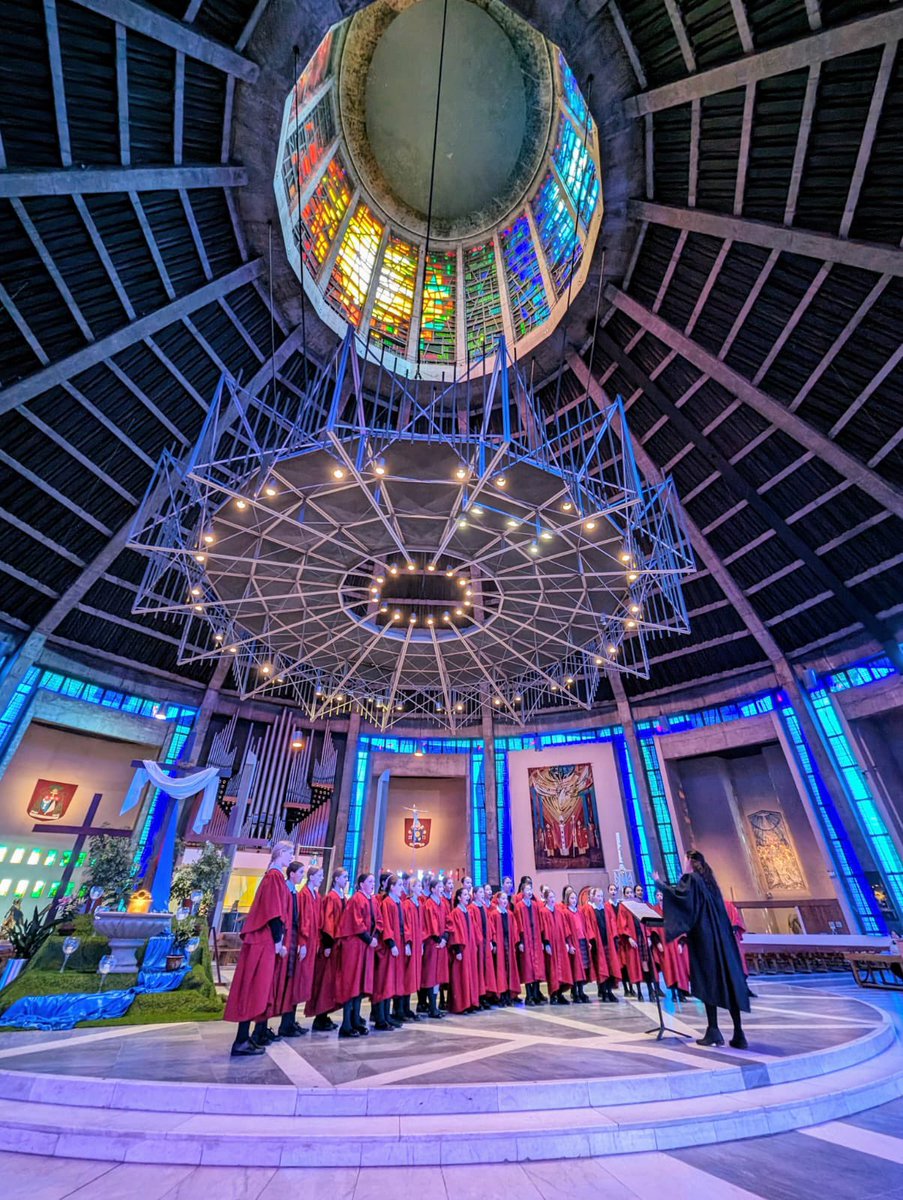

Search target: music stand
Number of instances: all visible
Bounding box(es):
[623,900,692,1042]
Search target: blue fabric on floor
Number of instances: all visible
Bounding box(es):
[0,934,191,1031]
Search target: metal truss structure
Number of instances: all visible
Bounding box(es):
[128,331,694,730]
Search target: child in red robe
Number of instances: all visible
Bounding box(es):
[419,875,450,1018]
[616,885,646,997]
[399,875,424,1021]
[448,886,481,1013]
[292,864,324,1027]
[562,885,591,1003]
[656,887,691,1001]
[271,860,311,1038]
[307,867,347,1032]
[224,840,293,1057]
[489,889,520,1004]
[373,874,405,1030]
[514,880,545,1005]
[583,887,618,1002]
[335,872,381,1039]
[540,887,573,1004]
[471,883,492,1008]
[633,883,665,1000]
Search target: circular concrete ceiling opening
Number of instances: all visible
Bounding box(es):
[364,0,527,222]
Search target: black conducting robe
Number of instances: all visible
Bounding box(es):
[660,873,750,1012]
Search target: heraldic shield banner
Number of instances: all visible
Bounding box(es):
[404,815,431,849]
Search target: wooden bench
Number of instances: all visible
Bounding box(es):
[845,951,903,991]
[215,932,242,967]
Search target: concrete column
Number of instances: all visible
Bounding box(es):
[330,709,361,872]
[184,657,231,765]
[481,706,500,884]
[611,674,664,878]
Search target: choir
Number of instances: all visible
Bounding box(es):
[226,846,695,1057]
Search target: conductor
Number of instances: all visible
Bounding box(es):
[655,850,751,1048]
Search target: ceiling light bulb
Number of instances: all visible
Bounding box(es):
[496,477,507,489]
[455,467,467,480]
[228,645,237,653]
[389,565,398,576]
[264,485,277,497]
[191,586,201,596]
[595,656,603,665]
[529,543,539,554]
[455,607,464,615]
[427,616,435,625]
[443,612,450,621]
[194,553,206,563]
[427,563,436,572]
[203,533,215,545]
[465,588,472,597]
[193,604,203,612]
[514,694,521,702]
[406,562,416,571]
[566,677,574,686]
[393,611,401,621]
[235,499,247,510]
[540,531,552,541]
[506,518,518,529]
[458,518,468,529]
[445,569,454,577]
[261,665,271,675]
[379,605,388,613]
[551,683,558,691]
[458,577,467,587]
[626,619,637,628]
[409,614,417,623]
[376,574,385,584]
[562,501,573,512]
[630,604,640,614]
[374,464,386,476]
[332,467,345,480]
[455,702,464,712]
[471,505,484,516]
[627,571,638,582]
[585,519,596,531]
[214,633,223,642]
[493,696,502,705]
[619,551,631,563]
[608,644,617,655]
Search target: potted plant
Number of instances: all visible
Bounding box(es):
[85,834,136,910]
[168,915,201,970]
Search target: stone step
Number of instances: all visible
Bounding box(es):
[0,1014,892,1118]
[1,1035,900,1166]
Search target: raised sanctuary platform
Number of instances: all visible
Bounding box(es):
[0,982,900,1166]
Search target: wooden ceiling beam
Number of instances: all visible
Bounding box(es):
[0,165,247,198]
[606,285,903,522]
[624,7,903,115]
[68,0,259,81]
[630,200,903,278]
[0,259,262,413]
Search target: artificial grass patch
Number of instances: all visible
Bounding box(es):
[0,936,224,1028]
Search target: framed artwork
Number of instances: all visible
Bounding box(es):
[27,779,77,822]
[747,808,807,892]
[528,763,604,869]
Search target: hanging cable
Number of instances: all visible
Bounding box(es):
[416,0,450,378]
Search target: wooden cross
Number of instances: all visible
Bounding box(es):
[33,792,132,906]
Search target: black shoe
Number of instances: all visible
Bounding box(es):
[427,1009,445,1019]
[729,1034,749,1049]
[231,1040,264,1057]
[416,1002,430,1014]
[387,1016,404,1028]
[557,993,570,1005]
[403,1012,420,1022]
[549,994,560,1005]
[373,1021,393,1031]
[279,1022,307,1038]
[338,1027,360,1039]
[312,1015,336,1032]
[251,1029,279,1047]
[696,1029,725,1047]
[747,988,758,999]
[353,1022,369,1036]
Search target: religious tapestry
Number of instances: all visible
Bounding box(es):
[27,778,77,822]
[404,813,431,849]
[528,763,604,869]
[747,808,806,892]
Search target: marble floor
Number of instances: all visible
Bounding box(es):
[0,980,886,1090]
[2,976,902,1197]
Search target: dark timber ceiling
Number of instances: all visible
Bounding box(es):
[1,0,902,708]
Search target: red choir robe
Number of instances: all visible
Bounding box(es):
[421,895,450,987]
[724,900,749,975]
[581,902,612,981]
[488,903,521,995]
[335,889,381,1004]
[294,885,320,1004]
[563,904,590,983]
[448,903,481,1012]
[658,899,690,993]
[224,867,286,1023]
[540,902,573,992]
[471,900,493,996]
[372,894,405,1004]
[306,888,344,1017]
[615,901,644,984]
[270,880,315,1016]
[401,895,424,995]
[514,897,544,984]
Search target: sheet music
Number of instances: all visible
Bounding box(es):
[622,899,662,922]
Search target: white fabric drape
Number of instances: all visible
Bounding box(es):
[120,762,221,833]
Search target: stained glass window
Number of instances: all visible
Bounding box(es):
[281,96,336,215]
[370,235,419,355]
[419,251,457,363]
[500,214,550,336]
[298,153,353,277]
[325,202,384,327]
[291,29,334,119]
[559,51,591,133]
[531,172,582,297]
[463,242,504,362]
[552,116,599,228]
